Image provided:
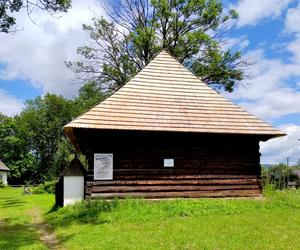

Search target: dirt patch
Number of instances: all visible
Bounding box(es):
[28,207,64,249]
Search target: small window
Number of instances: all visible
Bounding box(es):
[164,159,174,167]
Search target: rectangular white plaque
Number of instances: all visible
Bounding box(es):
[164,158,174,167]
[94,153,113,180]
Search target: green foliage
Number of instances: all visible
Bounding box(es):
[269,164,292,189]
[261,166,270,187]
[73,81,105,114]
[192,48,243,92]
[262,164,299,190]
[0,113,36,184]
[69,0,246,93]
[0,180,5,188]
[0,82,104,184]
[32,180,57,194]
[8,153,37,183]
[16,93,75,182]
[0,0,71,33]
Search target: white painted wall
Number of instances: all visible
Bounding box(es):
[63,176,84,206]
[0,171,8,185]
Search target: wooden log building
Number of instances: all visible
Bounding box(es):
[64,50,285,199]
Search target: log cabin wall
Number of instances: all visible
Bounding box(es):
[74,129,262,199]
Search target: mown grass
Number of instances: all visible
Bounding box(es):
[0,187,53,250]
[1,187,300,249]
[46,188,300,250]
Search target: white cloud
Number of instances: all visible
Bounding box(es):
[222,36,249,51]
[224,4,300,165]
[232,0,292,27]
[285,3,300,63]
[239,39,250,50]
[285,3,300,33]
[227,1,300,120]
[0,0,103,98]
[287,36,300,62]
[0,90,24,116]
[260,124,300,164]
[226,49,300,119]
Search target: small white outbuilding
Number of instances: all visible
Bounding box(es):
[56,158,86,207]
[0,160,10,185]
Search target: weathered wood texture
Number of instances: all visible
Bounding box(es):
[75,129,262,199]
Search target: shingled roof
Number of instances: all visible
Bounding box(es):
[65,50,284,138]
[0,160,10,171]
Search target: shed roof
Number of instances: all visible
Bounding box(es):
[0,160,10,171]
[61,158,86,176]
[65,50,284,138]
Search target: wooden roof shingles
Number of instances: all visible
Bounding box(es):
[65,50,285,138]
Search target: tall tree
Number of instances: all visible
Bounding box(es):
[0,0,71,33]
[0,82,105,184]
[68,0,246,92]
[16,94,74,182]
[73,81,106,115]
[0,113,36,184]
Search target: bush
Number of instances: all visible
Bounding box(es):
[261,167,270,187]
[263,164,299,190]
[0,180,5,188]
[32,180,57,194]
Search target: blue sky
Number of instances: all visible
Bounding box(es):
[0,0,299,164]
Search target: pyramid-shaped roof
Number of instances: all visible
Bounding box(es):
[65,50,284,138]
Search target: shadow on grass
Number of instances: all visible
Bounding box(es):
[0,217,75,249]
[46,204,59,214]
[0,218,41,249]
[0,197,27,208]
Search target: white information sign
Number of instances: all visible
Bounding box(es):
[94,153,113,180]
[164,158,174,167]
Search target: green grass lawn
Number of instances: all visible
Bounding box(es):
[0,187,54,249]
[1,187,300,249]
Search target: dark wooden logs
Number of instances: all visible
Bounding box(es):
[85,176,262,199]
[89,178,260,186]
[75,129,263,199]
[90,190,261,199]
[91,185,260,193]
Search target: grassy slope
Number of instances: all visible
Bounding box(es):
[47,189,300,250]
[1,187,300,250]
[0,187,53,250]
